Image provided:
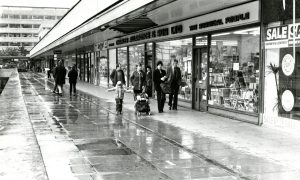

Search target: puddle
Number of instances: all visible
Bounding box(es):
[0,77,9,94]
[76,138,133,156]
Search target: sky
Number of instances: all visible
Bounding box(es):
[0,0,79,8]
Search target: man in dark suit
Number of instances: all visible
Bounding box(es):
[110,63,126,87]
[166,58,181,110]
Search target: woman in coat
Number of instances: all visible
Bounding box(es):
[130,63,146,100]
[153,61,166,113]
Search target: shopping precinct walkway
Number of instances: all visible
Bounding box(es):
[1,69,300,180]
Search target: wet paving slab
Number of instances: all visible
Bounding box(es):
[0,70,47,180]
[6,72,300,180]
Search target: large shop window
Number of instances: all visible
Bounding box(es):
[97,50,109,87]
[117,47,128,86]
[264,20,300,121]
[109,49,116,87]
[209,27,260,113]
[129,44,145,74]
[156,38,193,101]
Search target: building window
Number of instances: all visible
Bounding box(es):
[32,15,44,20]
[129,44,145,76]
[9,14,20,19]
[117,47,128,86]
[209,27,260,113]
[33,24,40,29]
[45,16,55,20]
[22,42,33,46]
[9,24,20,28]
[10,42,21,46]
[0,24,8,28]
[9,33,21,37]
[0,42,9,46]
[1,14,8,19]
[21,15,32,19]
[21,33,32,37]
[156,38,193,101]
[21,24,33,28]
[0,33,8,37]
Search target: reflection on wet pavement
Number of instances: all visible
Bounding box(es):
[2,72,298,180]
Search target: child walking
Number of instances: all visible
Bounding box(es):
[107,81,131,114]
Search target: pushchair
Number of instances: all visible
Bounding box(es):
[135,92,151,116]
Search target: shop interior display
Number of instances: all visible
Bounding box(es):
[209,32,260,113]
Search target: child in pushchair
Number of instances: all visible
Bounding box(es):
[135,92,151,116]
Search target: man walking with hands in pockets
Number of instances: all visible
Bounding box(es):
[166,56,181,110]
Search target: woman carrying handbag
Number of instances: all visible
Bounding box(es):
[153,61,167,113]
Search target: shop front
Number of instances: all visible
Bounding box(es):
[262,0,300,132]
[105,1,261,123]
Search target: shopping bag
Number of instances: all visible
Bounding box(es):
[160,82,171,94]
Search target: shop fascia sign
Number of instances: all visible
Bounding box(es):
[94,41,108,51]
[108,1,259,48]
[265,23,300,49]
[112,24,183,46]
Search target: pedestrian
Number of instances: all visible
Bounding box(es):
[106,81,131,114]
[52,65,58,93]
[109,63,126,86]
[68,65,78,96]
[145,65,152,98]
[153,61,166,113]
[54,60,67,96]
[77,67,81,80]
[130,63,146,101]
[47,67,52,78]
[166,57,181,110]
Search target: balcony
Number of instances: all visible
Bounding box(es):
[0,28,38,34]
[0,45,33,51]
[0,37,39,42]
[0,19,45,24]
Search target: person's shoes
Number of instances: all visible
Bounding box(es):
[58,93,62,96]
[73,94,76,96]
[169,106,172,110]
[52,90,56,93]
[159,110,163,113]
[173,107,177,110]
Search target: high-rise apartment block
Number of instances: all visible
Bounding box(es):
[0,6,68,51]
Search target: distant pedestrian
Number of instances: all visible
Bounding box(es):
[52,65,58,93]
[145,65,152,98]
[153,61,166,113]
[47,67,52,79]
[110,63,126,87]
[107,81,131,114]
[53,60,66,96]
[68,65,78,96]
[130,63,146,101]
